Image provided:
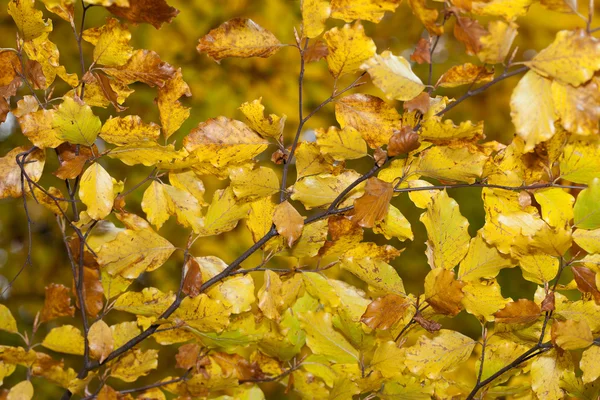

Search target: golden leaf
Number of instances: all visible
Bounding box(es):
[461,279,512,321]
[298,311,359,364]
[424,268,465,316]
[407,0,442,35]
[109,349,158,382]
[8,0,51,41]
[436,63,493,88]
[0,304,18,334]
[79,162,114,220]
[196,187,250,236]
[197,18,282,62]
[239,97,286,138]
[53,97,101,146]
[24,32,79,88]
[40,283,75,322]
[88,320,114,363]
[42,325,85,355]
[7,380,34,400]
[361,51,425,101]
[551,319,593,350]
[82,18,133,67]
[351,177,393,228]
[330,0,402,23]
[107,0,179,29]
[230,166,280,200]
[360,294,411,330]
[0,147,45,199]
[273,201,304,247]
[157,69,191,139]
[478,20,518,64]
[290,170,364,209]
[101,49,176,88]
[552,77,600,136]
[324,22,376,78]
[301,0,330,38]
[493,299,541,324]
[315,126,367,161]
[100,115,160,145]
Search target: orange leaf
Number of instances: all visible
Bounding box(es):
[572,266,600,304]
[387,127,421,157]
[108,0,179,29]
[410,37,431,64]
[454,16,486,55]
[351,177,393,228]
[424,269,465,316]
[404,92,431,114]
[493,299,541,324]
[175,343,201,370]
[360,294,411,330]
[40,283,75,323]
[273,201,304,247]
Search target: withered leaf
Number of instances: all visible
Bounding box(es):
[454,16,486,55]
[387,127,421,156]
[493,299,541,324]
[361,294,411,330]
[351,177,393,228]
[572,266,600,304]
[424,268,465,316]
[411,37,431,64]
[175,343,202,370]
[182,257,203,298]
[40,283,75,323]
[404,92,431,114]
[413,310,442,333]
[108,0,179,29]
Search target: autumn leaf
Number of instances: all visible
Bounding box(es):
[360,294,411,330]
[361,51,425,101]
[571,266,600,304]
[53,97,101,146]
[88,320,114,363]
[197,18,282,62]
[230,166,279,200]
[424,268,465,316]
[573,178,600,229]
[351,177,393,228]
[157,69,191,139]
[101,49,176,87]
[7,380,34,400]
[551,319,593,350]
[493,299,541,324]
[8,0,51,41]
[40,283,75,322]
[182,257,203,298]
[82,18,133,67]
[273,201,304,247]
[99,115,160,145]
[239,97,286,138]
[525,29,600,86]
[79,162,114,220]
[107,0,179,29]
[436,63,493,88]
[330,0,402,23]
[298,311,359,363]
[411,37,431,64]
[478,20,518,64]
[454,16,486,54]
[315,126,367,161]
[109,349,158,382]
[0,304,18,333]
[407,0,442,35]
[0,146,45,200]
[301,0,330,38]
[42,325,85,355]
[324,22,376,79]
[387,127,420,156]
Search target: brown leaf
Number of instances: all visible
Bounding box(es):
[361,294,411,330]
[0,97,8,123]
[73,267,104,318]
[387,127,421,156]
[404,92,431,114]
[493,299,541,324]
[454,16,486,55]
[374,147,387,167]
[271,149,288,164]
[102,49,175,88]
[273,201,304,247]
[54,143,94,180]
[182,257,203,298]
[108,0,179,29]
[413,310,442,333]
[0,51,21,87]
[94,72,126,112]
[305,40,329,63]
[54,155,88,180]
[572,266,600,304]
[424,269,465,316]
[88,320,114,363]
[351,177,393,228]
[411,37,431,64]
[175,343,201,370]
[25,60,46,89]
[40,283,75,322]
[540,292,555,312]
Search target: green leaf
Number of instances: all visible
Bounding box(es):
[574,178,600,229]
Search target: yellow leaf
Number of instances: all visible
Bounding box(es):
[324,22,376,78]
[197,18,282,62]
[107,142,196,169]
[109,349,158,382]
[110,321,141,349]
[88,320,114,363]
[273,201,304,247]
[560,137,600,184]
[79,162,114,220]
[184,116,269,168]
[335,93,401,148]
[461,279,512,321]
[301,0,330,38]
[42,325,85,355]
[373,204,413,241]
[197,187,250,236]
[100,268,131,300]
[0,304,17,333]
[435,63,493,88]
[239,97,286,138]
[477,20,517,64]
[173,294,231,332]
[258,270,284,320]
[8,0,51,41]
[230,166,280,200]
[420,190,470,270]
[286,219,327,259]
[404,329,475,379]
[370,341,405,378]
[573,228,600,254]
[341,244,405,295]
[580,345,600,383]
[315,126,367,161]
[472,0,535,20]
[552,78,600,136]
[247,196,277,243]
[330,0,402,23]
[23,32,78,88]
[531,350,572,400]
[407,0,442,35]
[157,69,191,139]
[515,251,559,284]
[418,145,488,183]
[380,375,434,399]
[362,50,425,101]
[53,97,101,146]
[169,170,206,206]
[290,170,364,209]
[196,256,256,314]
[295,142,336,179]
[99,115,160,145]
[97,228,175,279]
[82,18,132,67]
[141,181,170,230]
[298,311,359,364]
[113,287,175,316]
[526,29,600,86]
[7,380,34,400]
[458,232,515,281]
[510,70,557,151]
[551,319,593,350]
[18,109,63,148]
[162,184,202,232]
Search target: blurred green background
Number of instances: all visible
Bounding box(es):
[0,0,597,398]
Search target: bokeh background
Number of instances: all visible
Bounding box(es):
[0,0,598,398]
